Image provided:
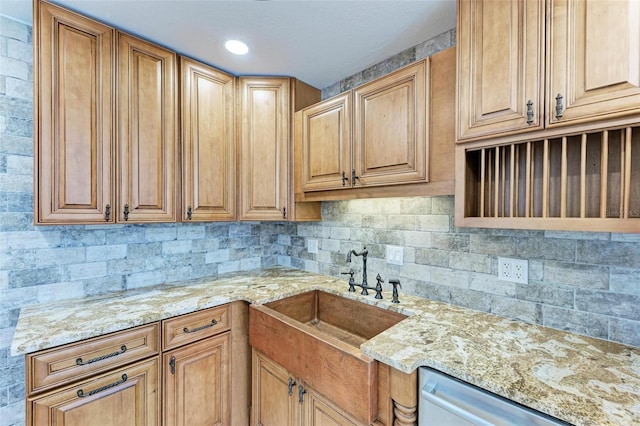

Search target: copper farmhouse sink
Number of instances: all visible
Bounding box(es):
[249,290,407,423]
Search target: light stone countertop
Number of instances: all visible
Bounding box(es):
[12,267,640,426]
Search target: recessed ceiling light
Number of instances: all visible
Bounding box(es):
[225,40,249,55]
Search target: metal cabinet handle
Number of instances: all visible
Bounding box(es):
[123,204,129,221]
[76,345,127,366]
[298,384,307,404]
[183,319,217,333]
[526,100,534,125]
[351,169,359,185]
[288,377,296,396]
[77,374,127,398]
[282,207,287,219]
[341,171,348,186]
[104,204,111,222]
[555,94,564,119]
[186,206,193,220]
[169,356,176,375]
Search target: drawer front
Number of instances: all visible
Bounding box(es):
[27,323,160,395]
[28,356,160,426]
[162,304,230,350]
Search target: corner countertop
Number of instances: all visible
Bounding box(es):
[12,267,640,426]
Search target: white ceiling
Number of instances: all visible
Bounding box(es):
[0,0,456,90]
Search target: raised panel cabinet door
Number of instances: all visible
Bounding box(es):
[547,0,640,127]
[302,384,361,426]
[300,93,352,191]
[181,57,235,221]
[35,1,114,224]
[238,77,290,221]
[163,333,230,426]
[456,0,544,141]
[251,350,298,426]
[353,60,428,187]
[29,357,160,426]
[117,32,178,223]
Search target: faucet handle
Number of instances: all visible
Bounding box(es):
[341,269,356,292]
[389,279,401,303]
[374,274,384,300]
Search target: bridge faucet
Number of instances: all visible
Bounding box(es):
[345,247,372,295]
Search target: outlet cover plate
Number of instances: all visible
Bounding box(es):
[308,239,318,254]
[386,245,404,266]
[498,257,528,284]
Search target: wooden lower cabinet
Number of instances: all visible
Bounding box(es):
[29,357,160,426]
[251,350,362,426]
[163,333,230,426]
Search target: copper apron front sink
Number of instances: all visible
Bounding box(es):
[249,290,407,423]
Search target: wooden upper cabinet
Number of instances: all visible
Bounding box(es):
[35,1,115,224]
[238,77,290,221]
[181,57,235,222]
[354,59,428,187]
[117,33,178,223]
[456,0,544,142]
[547,0,640,127]
[300,93,352,192]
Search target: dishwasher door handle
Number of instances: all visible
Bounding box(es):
[421,382,495,426]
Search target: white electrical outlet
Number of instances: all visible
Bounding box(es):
[498,257,528,284]
[386,245,404,266]
[308,239,318,254]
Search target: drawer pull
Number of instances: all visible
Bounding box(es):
[76,345,127,366]
[183,319,217,333]
[77,374,127,398]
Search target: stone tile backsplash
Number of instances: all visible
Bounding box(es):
[1,14,639,426]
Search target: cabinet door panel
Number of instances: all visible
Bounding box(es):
[118,33,177,222]
[181,57,235,221]
[239,78,289,221]
[303,385,360,426]
[354,60,427,187]
[457,0,544,141]
[29,357,160,426]
[547,0,640,126]
[301,93,352,191]
[36,2,114,223]
[252,350,298,426]
[164,333,230,426]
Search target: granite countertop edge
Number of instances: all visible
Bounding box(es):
[11,267,640,426]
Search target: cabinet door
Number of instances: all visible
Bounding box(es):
[163,333,230,426]
[117,33,178,223]
[252,350,298,426]
[302,384,361,426]
[181,57,235,221]
[35,1,114,224]
[300,93,352,191]
[547,0,640,127]
[238,78,290,221]
[29,357,160,426]
[456,0,544,141]
[353,60,428,187]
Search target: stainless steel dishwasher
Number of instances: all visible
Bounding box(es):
[419,367,568,426]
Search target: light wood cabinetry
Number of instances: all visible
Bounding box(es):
[546,0,640,127]
[26,324,161,426]
[252,350,361,426]
[34,0,115,224]
[238,77,321,221]
[117,32,178,223]
[456,0,544,141]
[455,0,640,232]
[35,0,180,225]
[181,57,236,222]
[457,0,640,143]
[296,47,456,201]
[161,302,250,426]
